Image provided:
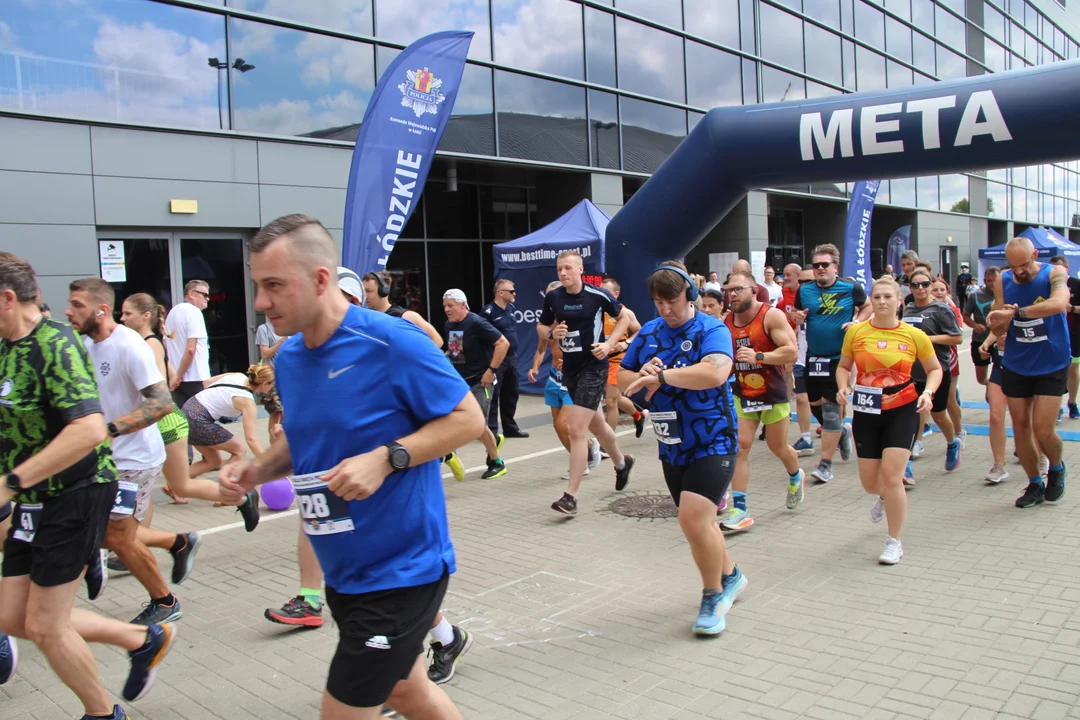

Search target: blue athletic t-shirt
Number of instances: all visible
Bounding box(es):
[274,305,468,595]
[796,278,867,359]
[621,312,738,465]
[1001,263,1071,375]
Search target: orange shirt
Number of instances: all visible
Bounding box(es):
[841,320,935,410]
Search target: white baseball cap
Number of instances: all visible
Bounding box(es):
[443,288,469,308]
[337,266,364,300]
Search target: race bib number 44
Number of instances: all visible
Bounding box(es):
[650,410,682,444]
[289,472,355,536]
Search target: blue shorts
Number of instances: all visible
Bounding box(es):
[545,378,572,408]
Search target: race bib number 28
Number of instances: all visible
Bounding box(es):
[289,472,355,536]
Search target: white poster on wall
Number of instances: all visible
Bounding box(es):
[750,251,766,284]
[99,241,126,282]
[708,252,739,282]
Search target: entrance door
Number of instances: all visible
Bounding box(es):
[97,231,253,375]
[940,246,957,298]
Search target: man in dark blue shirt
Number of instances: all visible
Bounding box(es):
[482,279,528,438]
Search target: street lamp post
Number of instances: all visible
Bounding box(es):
[207,57,255,130]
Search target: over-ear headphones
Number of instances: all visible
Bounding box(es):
[650,265,699,302]
[376,273,390,298]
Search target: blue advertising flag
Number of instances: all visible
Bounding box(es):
[842,180,880,289]
[887,225,911,275]
[341,31,473,274]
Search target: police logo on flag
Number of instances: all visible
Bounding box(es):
[398,67,446,118]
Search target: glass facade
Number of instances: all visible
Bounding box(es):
[0,0,1078,224]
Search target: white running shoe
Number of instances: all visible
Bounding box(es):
[911,440,924,459]
[587,439,601,470]
[1039,456,1049,477]
[870,496,886,524]
[560,466,590,480]
[958,429,968,449]
[879,537,904,565]
[984,463,1009,484]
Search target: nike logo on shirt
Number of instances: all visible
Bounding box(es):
[328,365,355,379]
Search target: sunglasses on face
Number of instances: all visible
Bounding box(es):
[193,290,209,299]
[910,281,932,289]
[811,262,833,270]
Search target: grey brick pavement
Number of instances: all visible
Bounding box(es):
[4,370,1080,719]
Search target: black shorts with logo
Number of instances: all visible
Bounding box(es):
[325,570,449,708]
[2,480,116,587]
[852,402,920,460]
[662,453,735,506]
[564,365,608,411]
[1001,364,1069,399]
[914,378,951,414]
[804,357,840,405]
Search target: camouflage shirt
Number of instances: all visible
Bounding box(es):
[0,318,116,503]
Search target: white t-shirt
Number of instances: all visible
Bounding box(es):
[195,373,253,421]
[85,325,167,471]
[764,281,783,307]
[703,281,723,294]
[165,302,210,382]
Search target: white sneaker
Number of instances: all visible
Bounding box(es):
[1039,456,1049,477]
[879,537,903,565]
[870,496,886,524]
[984,463,1009,484]
[958,429,967,449]
[911,440,924,459]
[587,439,601,470]
[561,467,589,480]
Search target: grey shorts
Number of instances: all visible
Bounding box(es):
[565,365,608,411]
[111,466,162,523]
[470,383,492,417]
[183,397,236,447]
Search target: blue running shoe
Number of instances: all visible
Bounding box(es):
[1058,408,1065,424]
[123,623,175,702]
[903,459,916,487]
[720,566,748,615]
[0,631,17,685]
[693,590,725,636]
[945,438,962,472]
[1070,403,1080,420]
[80,706,128,720]
[922,424,933,438]
[792,438,814,456]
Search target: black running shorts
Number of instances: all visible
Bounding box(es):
[662,453,736,506]
[852,402,920,460]
[325,571,449,708]
[805,358,840,404]
[1001,364,1069,399]
[792,364,807,395]
[914,377,951,414]
[2,480,115,587]
[564,365,608,411]
[971,340,993,368]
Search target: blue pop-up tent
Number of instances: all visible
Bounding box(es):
[493,199,608,393]
[979,227,1080,278]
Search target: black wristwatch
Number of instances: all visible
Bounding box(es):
[4,473,20,492]
[755,352,766,362]
[385,442,411,473]
[107,422,120,438]
[1016,307,1027,320]
[547,329,555,339]
[488,366,499,373]
[658,369,668,386]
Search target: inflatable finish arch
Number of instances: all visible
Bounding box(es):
[606,60,1080,315]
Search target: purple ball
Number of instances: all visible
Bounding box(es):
[262,478,296,511]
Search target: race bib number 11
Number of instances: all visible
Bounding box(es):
[289,472,355,536]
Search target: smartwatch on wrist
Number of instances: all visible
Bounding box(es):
[488,366,498,373]
[4,473,20,492]
[384,443,411,474]
[658,369,667,386]
[106,422,120,438]
[1016,307,1027,320]
[755,352,765,362]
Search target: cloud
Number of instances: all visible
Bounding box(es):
[0,21,20,52]
[92,19,218,97]
[233,91,368,136]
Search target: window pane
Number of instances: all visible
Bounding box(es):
[759,5,805,72]
[585,7,617,87]
[935,5,966,54]
[886,17,912,63]
[913,32,936,75]
[231,19,375,137]
[615,0,682,27]
[1011,187,1024,221]
[856,47,887,90]
[588,89,620,169]
[916,176,939,210]
[805,25,843,85]
[686,41,743,109]
[425,184,480,239]
[493,0,583,79]
[479,185,530,241]
[911,0,934,33]
[495,72,586,165]
[807,81,843,98]
[887,60,913,86]
[940,174,968,213]
[762,67,806,102]
[855,2,885,51]
[440,65,495,157]
[0,0,226,128]
[1027,188,1040,223]
[684,0,742,48]
[843,39,857,89]
[743,59,760,103]
[891,177,915,207]
[231,0,373,36]
[805,0,843,28]
[841,0,854,34]
[620,97,685,173]
[985,38,1006,73]
[936,45,966,79]
[938,0,964,16]
[984,5,1004,43]
[616,17,685,102]
[987,168,1006,183]
[884,0,911,22]
[986,180,1006,218]
[741,0,757,53]
[377,0,490,61]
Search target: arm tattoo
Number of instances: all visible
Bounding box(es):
[702,353,732,370]
[1051,275,1067,293]
[113,381,174,435]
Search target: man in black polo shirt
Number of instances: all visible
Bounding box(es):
[482,279,527,438]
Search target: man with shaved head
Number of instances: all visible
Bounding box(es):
[223,214,483,718]
[987,237,1071,509]
[721,259,770,312]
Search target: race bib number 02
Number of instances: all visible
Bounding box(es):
[1014,318,1048,344]
[289,472,355,536]
[852,384,883,415]
[808,357,831,377]
[13,503,42,543]
[650,410,682,445]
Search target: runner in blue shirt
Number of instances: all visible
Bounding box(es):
[792,243,871,483]
[988,237,1071,509]
[224,214,484,719]
[618,261,747,637]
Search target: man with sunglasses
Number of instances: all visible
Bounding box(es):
[792,244,871,483]
[164,279,211,409]
[482,279,528,439]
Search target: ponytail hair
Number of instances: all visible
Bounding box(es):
[156,304,172,338]
[125,293,173,338]
[246,363,275,388]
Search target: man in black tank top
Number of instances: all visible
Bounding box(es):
[359,271,442,346]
